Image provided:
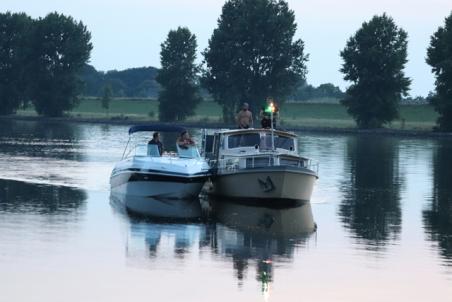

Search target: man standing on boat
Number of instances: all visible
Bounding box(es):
[148,132,164,155]
[236,102,253,129]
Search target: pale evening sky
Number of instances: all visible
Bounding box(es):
[1,0,451,96]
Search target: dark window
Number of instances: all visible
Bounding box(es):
[275,136,295,150]
[280,158,300,167]
[260,134,295,151]
[246,157,272,168]
[228,133,260,148]
[204,135,214,153]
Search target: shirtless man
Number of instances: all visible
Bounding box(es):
[176,130,195,149]
[236,102,253,129]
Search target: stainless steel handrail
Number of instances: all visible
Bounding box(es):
[211,153,319,174]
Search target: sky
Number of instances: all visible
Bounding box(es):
[1,0,451,96]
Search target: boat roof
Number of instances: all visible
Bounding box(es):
[213,128,297,138]
[129,124,186,135]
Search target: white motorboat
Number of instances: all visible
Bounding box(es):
[202,127,318,204]
[110,125,210,201]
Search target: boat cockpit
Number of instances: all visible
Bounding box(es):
[124,143,200,159]
[201,129,317,173]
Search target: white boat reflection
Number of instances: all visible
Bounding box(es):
[209,199,316,293]
[110,193,206,269]
[110,193,202,219]
[126,220,206,263]
[112,196,316,297]
[211,198,316,237]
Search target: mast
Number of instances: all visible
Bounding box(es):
[269,101,275,151]
[271,109,275,151]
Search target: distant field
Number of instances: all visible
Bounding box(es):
[16,98,438,130]
[281,103,438,130]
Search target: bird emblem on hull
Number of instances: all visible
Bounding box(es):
[258,176,275,192]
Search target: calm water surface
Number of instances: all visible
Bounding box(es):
[0,120,451,302]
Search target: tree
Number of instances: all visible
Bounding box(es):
[31,13,92,117]
[156,27,202,122]
[0,12,33,115]
[202,0,308,122]
[426,12,452,132]
[290,82,345,101]
[79,64,104,97]
[340,14,410,128]
[101,84,112,116]
[316,83,345,99]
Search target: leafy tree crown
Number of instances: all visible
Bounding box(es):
[340,13,410,128]
[426,11,452,131]
[157,27,202,121]
[203,0,308,122]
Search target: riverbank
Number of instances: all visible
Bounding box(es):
[14,98,440,129]
[2,113,451,139]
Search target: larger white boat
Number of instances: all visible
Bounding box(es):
[202,127,318,204]
[110,125,210,201]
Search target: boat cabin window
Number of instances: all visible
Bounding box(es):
[275,135,295,151]
[260,134,295,151]
[227,133,260,149]
[259,135,273,150]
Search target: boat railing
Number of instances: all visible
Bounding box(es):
[210,154,319,174]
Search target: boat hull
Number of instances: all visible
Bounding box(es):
[209,166,317,202]
[111,171,207,199]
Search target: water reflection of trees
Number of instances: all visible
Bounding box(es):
[0,119,83,161]
[0,179,86,215]
[423,140,452,265]
[339,135,402,250]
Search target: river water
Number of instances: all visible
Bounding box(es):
[0,119,451,302]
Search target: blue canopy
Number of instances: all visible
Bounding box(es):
[128,124,186,135]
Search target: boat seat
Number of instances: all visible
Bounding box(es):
[147,144,161,157]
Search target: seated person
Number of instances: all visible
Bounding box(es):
[148,132,163,155]
[176,130,195,149]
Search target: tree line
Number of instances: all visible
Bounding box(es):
[1,1,452,131]
[157,0,452,131]
[0,12,92,117]
[291,82,345,101]
[79,64,344,102]
[80,64,160,98]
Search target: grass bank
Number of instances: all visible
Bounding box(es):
[15,98,438,131]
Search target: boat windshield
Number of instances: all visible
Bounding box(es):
[260,134,295,151]
[275,135,295,150]
[177,145,200,158]
[228,133,260,148]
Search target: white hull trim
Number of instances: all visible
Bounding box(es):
[110,170,207,199]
